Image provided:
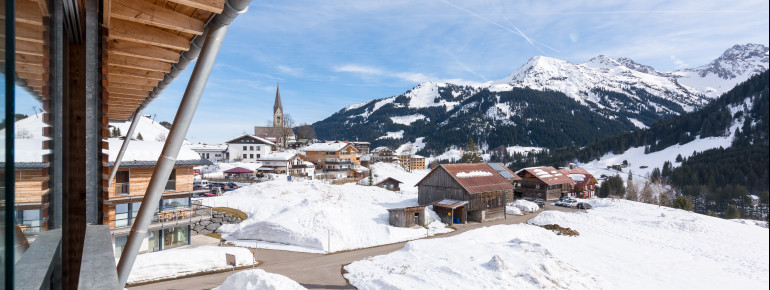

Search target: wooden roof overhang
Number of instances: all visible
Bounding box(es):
[11,0,229,121]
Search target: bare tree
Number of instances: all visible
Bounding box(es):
[279,114,295,149]
[296,123,316,140]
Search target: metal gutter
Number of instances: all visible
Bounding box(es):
[115,1,251,287]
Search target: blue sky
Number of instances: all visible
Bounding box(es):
[16,0,770,143]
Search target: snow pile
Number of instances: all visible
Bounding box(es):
[215,269,306,290]
[346,199,769,289]
[344,224,607,289]
[456,171,493,178]
[512,199,540,213]
[203,178,451,253]
[569,174,586,182]
[505,206,522,215]
[377,130,404,140]
[390,114,427,125]
[125,246,254,284]
[368,162,430,194]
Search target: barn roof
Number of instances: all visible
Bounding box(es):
[223,167,254,174]
[432,199,469,209]
[559,168,596,187]
[375,177,403,187]
[418,163,515,194]
[517,166,574,186]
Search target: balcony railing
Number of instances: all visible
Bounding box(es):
[109,204,214,236]
[115,182,130,195]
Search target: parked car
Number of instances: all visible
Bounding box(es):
[566,200,579,207]
[577,202,592,209]
[194,192,215,198]
[534,199,545,207]
[554,200,564,206]
[209,182,230,194]
[193,179,209,190]
[226,182,239,190]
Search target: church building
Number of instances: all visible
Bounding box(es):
[254,85,296,148]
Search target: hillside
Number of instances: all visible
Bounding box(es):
[312,44,768,153]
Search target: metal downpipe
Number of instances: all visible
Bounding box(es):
[116,1,250,287]
[107,109,143,188]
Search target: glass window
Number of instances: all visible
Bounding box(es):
[161,197,190,211]
[250,154,254,159]
[115,204,129,228]
[113,236,128,259]
[162,226,189,250]
[242,146,247,150]
[165,169,176,191]
[147,230,160,253]
[131,202,141,225]
[256,146,260,151]
[250,146,254,150]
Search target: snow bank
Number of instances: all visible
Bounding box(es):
[505,206,522,215]
[345,224,607,289]
[126,246,254,284]
[215,269,306,290]
[347,199,769,289]
[512,199,540,213]
[203,178,451,253]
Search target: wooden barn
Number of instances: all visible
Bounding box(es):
[515,166,573,200]
[417,163,514,224]
[387,206,426,228]
[559,167,598,198]
[376,177,403,191]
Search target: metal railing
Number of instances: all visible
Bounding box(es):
[109,204,214,235]
[115,182,130,195]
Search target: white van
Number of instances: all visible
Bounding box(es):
[193,179,209,189]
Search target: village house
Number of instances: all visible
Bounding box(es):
[376,177,403,191]
[225,134,275,163]
[398,155,427,171]
[105,139,213,258]
[303,141,361,179]
[351,141,371,154]
[189,143,228,163]
[559,167,598,198]
[257,151,315,178]
[488,163,522,202]
[515,166,573,200]
[371,146,397,163]
[417,163,514,224]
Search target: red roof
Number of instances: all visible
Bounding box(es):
[517,166,574,186]
[427,163,515,194]
[223,167,254,174]
[559,168,596,187]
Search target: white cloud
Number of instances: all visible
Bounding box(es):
[670,55,688,68]
[333,64,384,75]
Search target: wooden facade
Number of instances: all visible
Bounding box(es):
[417,165,512,223]
[387,206,425,228]
[305,143,361,178]
[515,170,570,200]
[376,177,402,191]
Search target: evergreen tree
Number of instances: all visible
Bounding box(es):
[675,154,683,162]
[137,132,144,141]
[725,205,740,219]
[368,170,373,186]
[672,195,694,211]
[460,137,482,163]
[651,167,661,183]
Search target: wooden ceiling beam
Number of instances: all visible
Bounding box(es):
[109,54,173,72]
[109,18,191,51]
[16,22,46,44]
[106,86,151,97]
[108,39,180,63]
[107,81,156,92]
[108,74,160,86]
[17,63,47,74]
[16,39,46,56]
[111,0,205,35]
[108,65,167,80]
[16,54,46,65]
[165,0,225,14]
[17,72,47,81]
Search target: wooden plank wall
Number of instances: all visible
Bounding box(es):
[15,168,48,203]
[106,165,195,198]
[417,167,466,205]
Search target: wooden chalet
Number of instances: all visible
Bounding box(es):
[375,177,403,191]
[515,166,573,200]
[303,141,361,179]
[417,163,514,224]
[559,167,598,198]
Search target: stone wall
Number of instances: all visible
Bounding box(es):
[191,211,243,235]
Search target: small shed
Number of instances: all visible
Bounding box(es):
[375,177,403,191]
[223,167,254,178]
[387,205,426,228]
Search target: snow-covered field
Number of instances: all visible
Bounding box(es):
[345,199,769,289]
[367,162,431,193]
[202,177,451,253]
[125,246,254,284]
[215,269,306,290]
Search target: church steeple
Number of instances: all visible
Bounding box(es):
[273,84,284,128]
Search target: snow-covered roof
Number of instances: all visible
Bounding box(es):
[518,166,574,185]
[303,142,356,152]
[188,143,227,151]
[258,151,300,161]
[225,134,276,146]
[106,139,208,166]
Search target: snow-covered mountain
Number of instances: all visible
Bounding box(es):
[313,44,769,152]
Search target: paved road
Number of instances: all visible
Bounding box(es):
[130,203,580,290]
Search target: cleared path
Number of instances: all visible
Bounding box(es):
[129,204,580,289]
